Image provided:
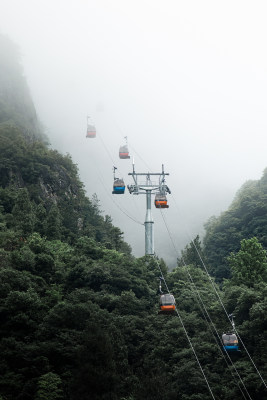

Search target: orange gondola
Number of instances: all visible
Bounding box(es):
[158,294,176,315]
[154,193,169,208]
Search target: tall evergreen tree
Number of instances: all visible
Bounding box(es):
[177,235,205,269]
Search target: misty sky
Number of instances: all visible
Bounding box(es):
[1,0,267,266]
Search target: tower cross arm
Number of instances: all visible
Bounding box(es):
[128,172,169,176]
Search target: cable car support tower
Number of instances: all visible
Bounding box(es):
[127,161,170,255]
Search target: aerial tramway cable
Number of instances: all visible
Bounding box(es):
[100,129,247,397]
[94,168,143,226]
[127,139,153,173]
[159,207,253,400]
[99,110,154,172]
[86,121,266,396]
[166,195,267,393]
[152,254,217,400]
[86,131,143,226]
[142,220,216,398]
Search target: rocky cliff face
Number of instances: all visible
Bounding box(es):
[0,34,45,142]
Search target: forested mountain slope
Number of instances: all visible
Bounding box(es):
[0,34,266,400]
[203,170,267,281]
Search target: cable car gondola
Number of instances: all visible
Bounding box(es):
[222,332,239,352]
[112,166,125,194]
[158,293,176,315]
[86,116,96,138]
[112,178,125,194]
[119,136,130,159]
[154,193,169,208]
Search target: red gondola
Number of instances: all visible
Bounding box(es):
[86,116,96,138]
[119,136,130,159]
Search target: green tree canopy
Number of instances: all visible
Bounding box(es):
[227,237,267,287]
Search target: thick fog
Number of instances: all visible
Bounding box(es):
[1,0,267,266]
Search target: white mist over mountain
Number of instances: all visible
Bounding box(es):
[1,0,267,266]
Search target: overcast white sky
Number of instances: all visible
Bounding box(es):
[1,0,267,265]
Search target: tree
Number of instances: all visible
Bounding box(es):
[227,237,267,287]
[35,372,63,400]
[12,188,35,234]
[203,171,267,281]
[45,204,61,240]
[177,235,205,269]
[35,203,47,235]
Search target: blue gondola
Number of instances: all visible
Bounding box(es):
[112,166,125,194]
[222,332,239,352]
[112,178,125,194]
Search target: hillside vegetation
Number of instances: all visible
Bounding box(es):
[0,34,266,400]
[203,171,267,281]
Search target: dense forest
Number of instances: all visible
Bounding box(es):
[203,175,267,282]
[0,34,266,400]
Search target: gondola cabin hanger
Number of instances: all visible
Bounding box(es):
[86,116,96,138]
